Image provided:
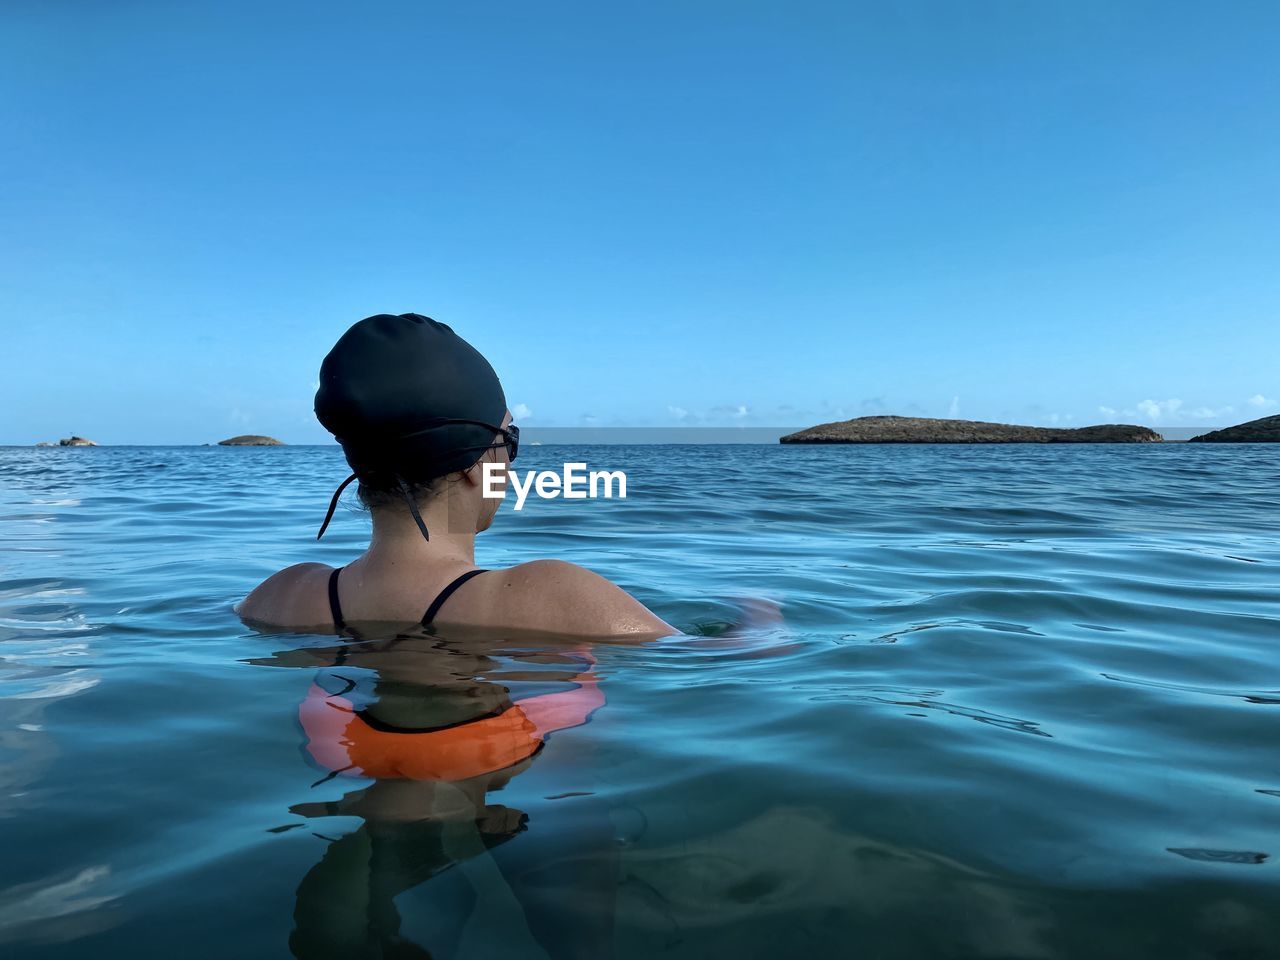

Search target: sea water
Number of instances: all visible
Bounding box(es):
[1,443,1278,959]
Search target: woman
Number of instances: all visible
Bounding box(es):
[236,312,673,638]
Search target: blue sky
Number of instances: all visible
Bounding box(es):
[2,1,1277,443]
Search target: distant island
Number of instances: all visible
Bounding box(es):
[218,435,284,446]
[780,416,1161,444]
[1188,414,1280,443]
[35,435,98,447]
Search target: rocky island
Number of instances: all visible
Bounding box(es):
[38,436,99,446]
[1187,414,1280,443]
[780,416,1161,444]
[218,435,284,446]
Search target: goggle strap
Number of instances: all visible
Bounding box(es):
[316,472,358,540]
[396,473,431,542]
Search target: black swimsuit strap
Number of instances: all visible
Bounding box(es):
[329,565,486,631]
[422,568,488,626]
[354,702,511,735]
[328,566,346,633]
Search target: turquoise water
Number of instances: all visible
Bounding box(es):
[2,443,1279,959]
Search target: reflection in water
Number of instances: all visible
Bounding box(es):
[0,574,122,947]
[0,865,118,948]
[611,806,1057,959]
[251,633,610,959]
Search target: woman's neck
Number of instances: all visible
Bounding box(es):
[366,505,477,566]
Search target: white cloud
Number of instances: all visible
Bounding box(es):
[511,402,533,420]
[1136,398,1183,422]
[1248,394,1273,408]
[1098,406,1117,418]
[703,404,752,423]
[947,395,960,418]
[1188,405,1234,420]
[667,405,689,421]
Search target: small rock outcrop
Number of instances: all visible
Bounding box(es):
[780,416,1162,444]
[56,436,98,446]
[218,435,284,446]
[1187,414,1280,443]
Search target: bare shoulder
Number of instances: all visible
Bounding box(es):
[482,559,675,640]
[235,562,333,625]
[498,559,633,597]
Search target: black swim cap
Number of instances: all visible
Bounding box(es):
[313,313,507,540]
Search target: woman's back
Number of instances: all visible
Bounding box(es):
[239,557,671,639]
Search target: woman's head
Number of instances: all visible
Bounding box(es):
[353,408,515,534]
[313,314,515,539]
